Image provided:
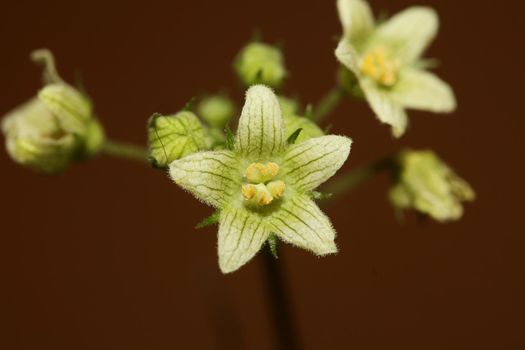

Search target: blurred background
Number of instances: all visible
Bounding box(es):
[1,0,523,349]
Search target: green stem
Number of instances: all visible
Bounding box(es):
[322,157,395,200]
[101,140,149,163]
[311,88,345,122]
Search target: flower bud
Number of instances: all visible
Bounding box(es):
[197,95,235,128]
[148,111,207,168]
[234,42,287,88]
[389,150,475,222]
[2,84,102,174]
[2,50,105,173]
[278,96,299,117]
[284,114,324,144]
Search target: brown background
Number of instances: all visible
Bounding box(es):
[1,0,523,349]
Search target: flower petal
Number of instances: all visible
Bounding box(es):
[282,135,352,192]
[267,195,337,255]
[369,7,438,64]
[218,206,270,273]
[235,85,285,159]
[38,84,92,136]
[169,150,240,208]
[337,0,375,48]
[391,68,456,113]
[335,39,361,75]
[360,79,408,137]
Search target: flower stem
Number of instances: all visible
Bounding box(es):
[101,140,149,163]
[261,249,300,350]
[323,157,395,200]
[311,88,345,122]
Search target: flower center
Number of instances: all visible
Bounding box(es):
[360,48,399,87]
[242,162,286,206]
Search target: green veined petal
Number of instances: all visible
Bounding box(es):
[391,68,456,113]
[335,39,361,75]
[267,194,337,255]
[38,83,92,136]
[337,0,375,48]
[360,79,408,137]
[169,150,240,208]
[283,135,352,192]
[218,206,270,273]
[369,6,438,64]
[235,85,285,159]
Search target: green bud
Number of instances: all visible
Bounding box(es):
[234,42,287,88]
[389,150,475,222]
[1,50,104,173]
[148,111,208,168]
[278,96,299,117]
[197,95,235,128]
[283,114,324,144]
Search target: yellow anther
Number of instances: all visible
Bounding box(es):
[267,162,280,177]
[245,162,280,183]
[267,180,286,199]
[242,184,256,200]
[257,190,274,206]
[360,48,399,87]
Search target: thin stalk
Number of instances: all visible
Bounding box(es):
[311,88,345,122]
[101,140,149,163]
[323,157,395,200]
[261,249,300,350]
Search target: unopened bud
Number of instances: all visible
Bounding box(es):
[197,95,235,128]
[234,42,287,88]
[148,111,208,168]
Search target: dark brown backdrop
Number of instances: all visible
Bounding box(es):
[1,0,523,349]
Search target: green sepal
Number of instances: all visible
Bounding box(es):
[287,128,303,145]
[224,124,235,150]
[196,210,221,229]
[268,233,278,259]
[310,191,333,200]
[183,97,197,112]
[304,104,314,119]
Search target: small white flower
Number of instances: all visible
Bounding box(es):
[169,85,352,273]
[389,150,475,222]
[335,0,456,137]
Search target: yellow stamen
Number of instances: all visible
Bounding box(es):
[267,180,286,199]
[267,162,280,177]
[257,190,274,205]
[242,184,256,200]
[245,162,280,183]
[360,48,399,87]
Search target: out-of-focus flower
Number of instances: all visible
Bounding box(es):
[1,49,104,173]
[197,95,235,128]
[389,150,475,222]
[335,0,456,137]
[169,85,352,273]
[234,42,287,88]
